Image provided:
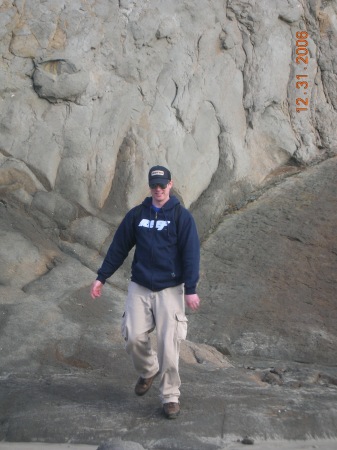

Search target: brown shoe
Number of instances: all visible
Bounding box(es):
[134,372,159,396]
[163,402,180,419]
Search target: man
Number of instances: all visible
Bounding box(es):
[90,165,201,419]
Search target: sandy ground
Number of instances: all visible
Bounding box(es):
[0,440,337,450]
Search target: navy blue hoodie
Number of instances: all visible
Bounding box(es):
[96,196,200,294]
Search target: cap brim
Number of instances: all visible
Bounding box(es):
[149,178,170,186]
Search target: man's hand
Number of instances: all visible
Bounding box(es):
[185,293,201,311]
[91,280,103,299]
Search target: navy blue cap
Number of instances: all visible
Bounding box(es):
[148,165,171,185]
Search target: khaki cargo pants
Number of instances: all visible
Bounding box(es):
[121,281,188,404]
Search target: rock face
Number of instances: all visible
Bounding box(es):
[1,0,337,233]
[0,159,337,447]
[0,1,337,446]
[193,157,337,365]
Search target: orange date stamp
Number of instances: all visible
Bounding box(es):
[295,30,309,112]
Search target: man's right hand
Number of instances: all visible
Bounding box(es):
[91,280,103,299]
[185,293,201,311]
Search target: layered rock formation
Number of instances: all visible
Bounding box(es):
[1,0,336,234]
[0,3,337,445]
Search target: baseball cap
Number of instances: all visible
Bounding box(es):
[148,165,171,186]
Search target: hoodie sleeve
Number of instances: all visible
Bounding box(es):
[96,208,137,284]
[177,208,200,295]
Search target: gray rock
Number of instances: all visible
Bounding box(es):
[0,229,49,287]
[192,157,337,365]
[67,216,112,251]
[0,1,337,446]
[0,159,337,447]
[33,59,90,103]
[0,0,336,234]
[0,156,46,199]
[97,439,146,450]
[32,191,78,228]
[9,25,40,58]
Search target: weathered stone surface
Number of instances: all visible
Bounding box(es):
[0,0,336,232]
[33,59,90,103]
[31,191,78,228]
[0,1,337,448]
[0,156,46,199]
[0,229,49,287]
[97,440,146,450]
[0,202,60,288]
[1,157,337,449]
[192,157,337,365]
[66,216,113,251]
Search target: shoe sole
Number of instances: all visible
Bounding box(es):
[165,411,180,419]
[163,406,180,419]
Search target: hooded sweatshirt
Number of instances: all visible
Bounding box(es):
[96,195,200,294]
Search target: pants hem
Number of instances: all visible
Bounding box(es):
[161,397,180,405]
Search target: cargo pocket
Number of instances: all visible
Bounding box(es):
[121,312,128,341]
[175,313,188,341]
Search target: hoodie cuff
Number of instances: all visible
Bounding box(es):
[184,286,196,295]
[96,275,106,284]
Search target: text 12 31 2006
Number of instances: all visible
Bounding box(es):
[295,31,310,113]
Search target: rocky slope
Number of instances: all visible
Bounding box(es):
[0,158,336,449]
[0,0,337,447]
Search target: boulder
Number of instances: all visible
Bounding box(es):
[33,59,90,103]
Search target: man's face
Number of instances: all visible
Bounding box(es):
[150,180,173,205]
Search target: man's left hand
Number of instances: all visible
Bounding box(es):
[185,294,201,311]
